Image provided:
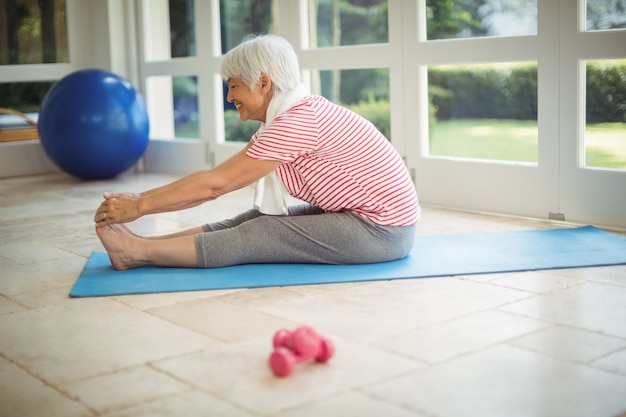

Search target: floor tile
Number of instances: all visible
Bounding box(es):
[0,219,76,245]
[556,265,626,287]
[375,310,549,363]
[510,325,626,364]
[415,207,558,235]
[500,282,626,338]
[215,286,308,309]
[0,357,92,417]
[0,254,19,269]
[6,285,79,309]
[591,349,626,376]
[113,289,245,310]
[99,390,254,417]
[60,366,190,414]
[260,278,531,342]
[43,231,101,258]
[153,336,422,416]
[278,391,426,417]
[489,270,583,293]
[458,272,514,282]
[0,294,26,315]
[147,298,297,343]
[0,257,83,295]
[0,299,220,384]
[365,345,626,417]
[0,240,75,264]
[0,197,95,223]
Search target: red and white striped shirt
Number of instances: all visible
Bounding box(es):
[246,95,420,226]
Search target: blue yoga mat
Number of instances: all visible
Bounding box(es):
[70,226,626,297]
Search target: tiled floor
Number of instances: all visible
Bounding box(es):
[1,172,626,417]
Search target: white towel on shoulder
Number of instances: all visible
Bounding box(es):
[253,84,309,215]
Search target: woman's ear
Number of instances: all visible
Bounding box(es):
[259,73,273,95]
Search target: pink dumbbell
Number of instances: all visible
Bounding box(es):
[269,326,335,377]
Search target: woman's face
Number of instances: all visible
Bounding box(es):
[226,77,272,123]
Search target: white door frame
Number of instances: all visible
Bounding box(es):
[404,0,561,221]
[558,0,626,229]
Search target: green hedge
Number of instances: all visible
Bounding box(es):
[0,81,54,113]
[428,64,537,120]
[586,62,626,123]
[429,61,626,123]
[224,110,260,142]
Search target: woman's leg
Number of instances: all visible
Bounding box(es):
[195,210,415,268]
[96,224,198,270]
[96,205,414,270]
[131,226,205,240]
[94,207,315,269]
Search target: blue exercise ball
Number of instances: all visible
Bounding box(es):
[38,69,150,180]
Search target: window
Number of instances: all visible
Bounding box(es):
[584,59,626,170]
[143,0,195,61]
[0,0,68,65]
[169,0,195,58]
[426,0,537,40]
[145,75,199,139]
[581,2,625,170]
[142,0,198,140]
[427,62,538,163]
[586,0,626,31]
[220,0,276,53]
[309,0,388,47]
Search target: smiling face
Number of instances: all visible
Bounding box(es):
[226,75,273,123]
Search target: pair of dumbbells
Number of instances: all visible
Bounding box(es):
[269,326,335,377]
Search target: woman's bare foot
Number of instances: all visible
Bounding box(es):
[95,224,149,270]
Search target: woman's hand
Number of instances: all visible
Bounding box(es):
[94,192,142,226]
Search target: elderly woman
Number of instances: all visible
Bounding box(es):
[94,34,420,270]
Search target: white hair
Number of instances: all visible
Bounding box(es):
[220,34,301,93]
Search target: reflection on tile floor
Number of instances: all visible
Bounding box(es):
[1,172,625,417]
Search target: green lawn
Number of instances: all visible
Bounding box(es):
[429,119,538,163]
[429,119,626,169]
[585,123,626,169]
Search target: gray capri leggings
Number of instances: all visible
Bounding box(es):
[194,204,415,268]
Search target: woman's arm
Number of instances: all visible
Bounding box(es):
[138,141,253,197]
[94,144,281,225]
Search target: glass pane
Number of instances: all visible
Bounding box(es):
[143,0,196,61]
[0,81,52,141]
[220,0,275,142]
[428,62,538,163]
[0,81,53,113]
[146,75,199,140]
[169,0,195,57]
[585,59,626,170]
[309,0,388,48]
[314,68,390,139]
[224,84,261,143]
[426,0,537,41]
[220,0,276,54]
[0,0,68,65]
[586,0,626,31]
